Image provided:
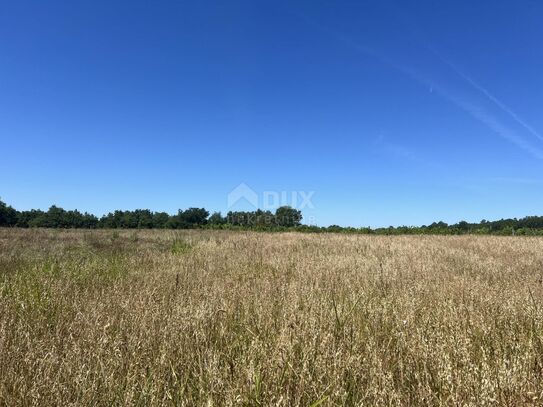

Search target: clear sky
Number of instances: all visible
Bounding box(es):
[1,0,542,227]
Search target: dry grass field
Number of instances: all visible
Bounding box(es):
[1,228,543,406]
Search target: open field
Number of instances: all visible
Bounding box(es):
[1,228,543,406]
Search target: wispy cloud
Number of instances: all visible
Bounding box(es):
[297,9,543,160]
[433,53,543,144]
[373,134,417,161]
[440,89,543,160]
[373,134,447,172]
[488,176,543,185]
[449,176,543,194]
[390,59,543,160]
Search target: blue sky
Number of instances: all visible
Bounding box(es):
[1,0,542,227]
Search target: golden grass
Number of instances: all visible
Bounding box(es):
[1,228,543,406]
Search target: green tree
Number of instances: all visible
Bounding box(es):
[178,208,209,228]
[275,206,302,227]
[153,212,171,228]
[29,205,67,228]
[17,209,45,227]
[0,199,18,226]
[208,212,227,225]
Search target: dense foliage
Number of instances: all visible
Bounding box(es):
[1,198,542,234]
[0,199,302,230]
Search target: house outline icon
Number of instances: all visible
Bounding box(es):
[227,183,258,209]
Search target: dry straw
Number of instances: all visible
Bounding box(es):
[1,228,542,405]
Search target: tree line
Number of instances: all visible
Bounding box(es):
[0,199,302,229]
[1,198,543,235]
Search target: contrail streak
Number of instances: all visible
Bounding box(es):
[292,8,543,159]
[400,68,543,160]
[431,51,543,143]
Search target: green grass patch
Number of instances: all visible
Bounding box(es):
[171,238,193,255]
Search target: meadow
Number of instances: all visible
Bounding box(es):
[1,228,542,406]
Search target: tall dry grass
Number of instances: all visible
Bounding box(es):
[1,228,542,406]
